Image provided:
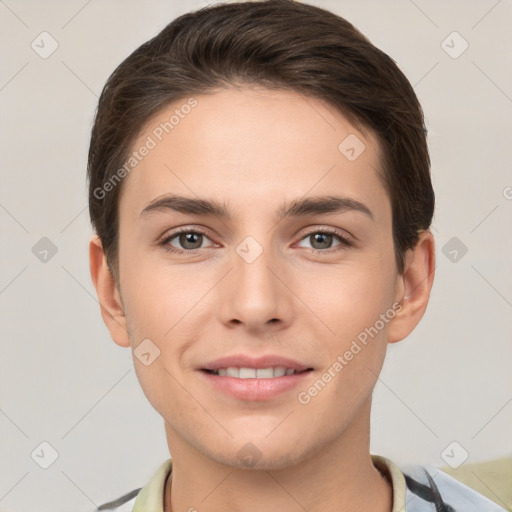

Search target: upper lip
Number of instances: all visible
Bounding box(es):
[201,354,313,372]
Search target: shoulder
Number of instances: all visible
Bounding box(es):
[94,458,172,512]
[399,461,508,511]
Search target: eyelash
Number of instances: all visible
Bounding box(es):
[159,227,355,256]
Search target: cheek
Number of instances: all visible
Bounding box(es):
[122,264,203,415]
[301,258,395,335]
[295,267,394,412]
[119,241,207,337]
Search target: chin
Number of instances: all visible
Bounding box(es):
[205,438,308,472]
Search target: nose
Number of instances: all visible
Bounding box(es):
[218,237,293,334]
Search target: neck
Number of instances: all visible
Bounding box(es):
[163,398,392,512]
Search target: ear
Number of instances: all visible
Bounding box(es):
[89,234,131,348]
[388,230,435,344]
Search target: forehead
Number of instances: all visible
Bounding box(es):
[119,86,389,224]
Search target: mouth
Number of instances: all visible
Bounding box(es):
[199,365,315,401]
[201,367,313,378]
[198,353,315,400]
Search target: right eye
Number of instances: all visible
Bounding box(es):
[160,228,215,254]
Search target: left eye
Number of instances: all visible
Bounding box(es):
[297,230,353,251]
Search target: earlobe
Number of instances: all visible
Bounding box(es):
[387,230,436,344]
[89,235,131,348]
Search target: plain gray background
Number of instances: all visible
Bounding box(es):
[1,1,511,511]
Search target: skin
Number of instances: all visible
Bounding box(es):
[90,86,435,512]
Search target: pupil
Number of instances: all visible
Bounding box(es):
[181,233,201,249]
[312,233,331,249]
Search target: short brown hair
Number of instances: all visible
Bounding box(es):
[87,0,434,283]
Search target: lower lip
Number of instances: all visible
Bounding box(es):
[199,370,313,401]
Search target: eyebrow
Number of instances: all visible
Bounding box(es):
[140,193,374,222]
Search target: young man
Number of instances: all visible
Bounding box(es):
[87,1,506,511]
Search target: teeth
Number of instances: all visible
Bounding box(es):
[212,366,298,378]
[239,368,256,378]
[273,367,286,377]
[226,367,239,378]
[257,368,274,378]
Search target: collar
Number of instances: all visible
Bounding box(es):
[132,454,406,512]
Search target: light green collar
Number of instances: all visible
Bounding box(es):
[132,455,406,512]
[132,458,172,512]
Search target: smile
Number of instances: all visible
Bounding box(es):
[204,367,309,378]
[199,367,314,400]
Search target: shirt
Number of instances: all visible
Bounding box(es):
[96,454,507,511]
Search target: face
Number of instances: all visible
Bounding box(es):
[110,86,408,469]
